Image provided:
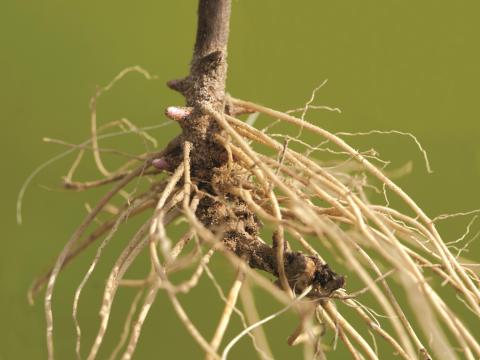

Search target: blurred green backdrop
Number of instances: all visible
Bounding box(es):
[1,0,479,359]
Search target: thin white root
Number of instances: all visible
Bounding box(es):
[221,286,312,360]
[206,266,246,360]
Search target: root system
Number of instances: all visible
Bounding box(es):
[21,1,480,359]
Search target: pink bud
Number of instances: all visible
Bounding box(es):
[152,158,168,170]
[165,106,192,121]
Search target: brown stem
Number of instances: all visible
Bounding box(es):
[166,0,232,179]
[190,0,231,106]
[169,0,231,108]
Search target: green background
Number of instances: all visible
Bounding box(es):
[1,0,479,359]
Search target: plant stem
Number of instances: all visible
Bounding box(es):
[190,0,231,106]
[167,0,232,176]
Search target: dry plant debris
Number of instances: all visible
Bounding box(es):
[19,1,480,359]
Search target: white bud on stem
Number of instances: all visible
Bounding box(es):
[165,106,192,121]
